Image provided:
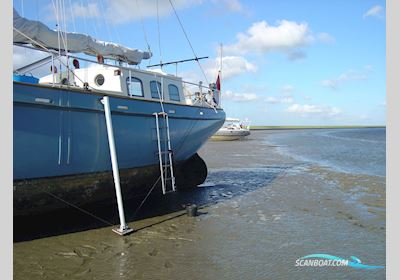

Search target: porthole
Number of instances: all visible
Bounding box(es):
[94,74,105,86]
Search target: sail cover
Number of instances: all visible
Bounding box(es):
[13,9,152,65]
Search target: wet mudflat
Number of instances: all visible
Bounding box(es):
[14,130,385,279]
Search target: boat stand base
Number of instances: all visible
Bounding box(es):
[112,227,134,236]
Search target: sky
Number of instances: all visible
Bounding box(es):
[13,0,386,125]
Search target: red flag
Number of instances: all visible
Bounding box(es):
[216,71,221,91]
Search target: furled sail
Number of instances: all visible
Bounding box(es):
[13,9,152,65]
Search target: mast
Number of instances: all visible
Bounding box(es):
[219,43,223,106]
[220,43,223,77]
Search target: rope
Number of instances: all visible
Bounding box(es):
[131,176,161,219]
[44,175,164,227]
[167,0,209,84]
[44,190,114,226]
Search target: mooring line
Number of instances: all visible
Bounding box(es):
[44,190,114,226]
[131,176,161,220]
[44,174,164,229]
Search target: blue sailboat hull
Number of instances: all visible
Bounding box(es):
[13,82,225,215]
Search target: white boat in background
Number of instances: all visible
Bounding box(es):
[211,118,251,141]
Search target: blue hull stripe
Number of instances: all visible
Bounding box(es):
[14,101,224,121]
[14,82,225,180]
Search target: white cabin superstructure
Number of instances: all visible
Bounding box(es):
[39,65,187,105]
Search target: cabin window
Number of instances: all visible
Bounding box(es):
[94,74,105,86]
[150,81,162,99]
[126,77,144,97]
[168,84,180,101]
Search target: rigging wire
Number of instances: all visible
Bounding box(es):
[112,21,122,45]
[20,0,24,17]
[99,0,113,42]
[53,0,69,80]
[61,0,69,53]
[108,2,122,44]
[52,0,68,54]
[85,0,99,38]
[135,0,151,54]
[51,0,62,76]
[156,0,162,66]
[67,0,77,33]
[167,0,209,84]
[79,0,88,34]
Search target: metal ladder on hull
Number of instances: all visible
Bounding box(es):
[153,112,176,194]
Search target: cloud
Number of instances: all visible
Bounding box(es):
[225,20,313,55]
[364,64,373,71]
[266,96,294,104]
[264,85,295,104]
[285,103,342,117]
[181,55,257,88]
[114,0,205,23]
[317,32,335,43]
[211,0,245,13]
[265,96,279,104]
[13,45,71,78]
[241,83,269,93]
[67,0,249,24]
[204,56,257,80]
[321,79,339,90]
[48,0,248,25]
[363,5,384,19]
[281,96,294,103]
[71,2,101,18]
[68,0,203,24]
[222,90,259,102]
[13,45,49,72]
[287,51,307,61]
[280,85,294,95]
[321,68,370,90]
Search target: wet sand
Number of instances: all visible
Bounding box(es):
[13,130,385,279]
